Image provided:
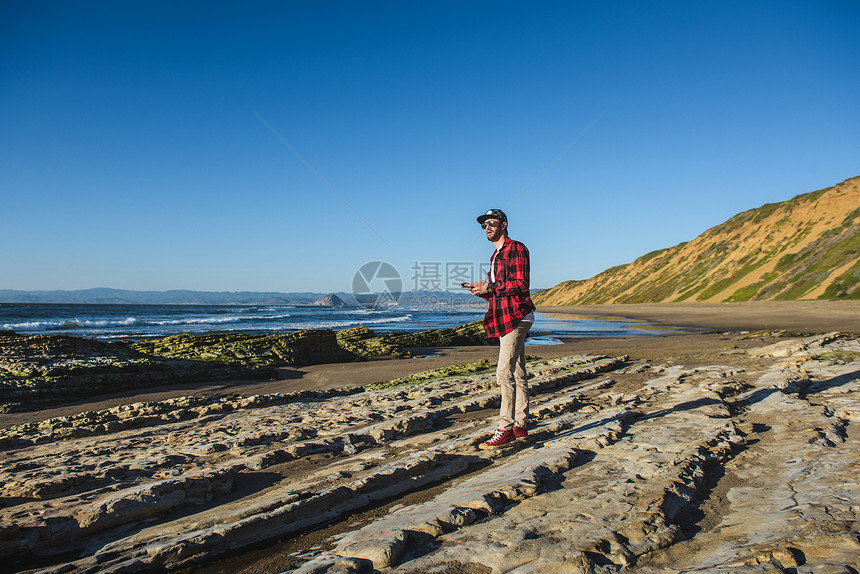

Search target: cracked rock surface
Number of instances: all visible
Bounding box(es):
[2,333,858,574]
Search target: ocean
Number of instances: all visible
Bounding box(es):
[0,303,683,345]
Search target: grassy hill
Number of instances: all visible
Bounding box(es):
[535,175,860,305]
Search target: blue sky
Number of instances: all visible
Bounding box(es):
[2,1,858,294]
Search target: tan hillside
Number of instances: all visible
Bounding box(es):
[535,175,860,305]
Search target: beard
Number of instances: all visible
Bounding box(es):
[486,228,503,241]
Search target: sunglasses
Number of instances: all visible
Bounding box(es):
[481,220,501,229]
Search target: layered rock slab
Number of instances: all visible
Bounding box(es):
[2,334,859,574]
[635,338,860,573]
[303,366,746,573]
[289,335,860,574]
[1,355,620,572]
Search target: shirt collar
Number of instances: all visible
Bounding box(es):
[494,236,512,253]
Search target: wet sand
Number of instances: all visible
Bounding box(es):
[538,300,860,332]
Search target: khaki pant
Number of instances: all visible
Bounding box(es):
[497,320,532,430]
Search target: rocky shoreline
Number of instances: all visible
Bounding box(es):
[1,325,858,573]
[0,322,488,413]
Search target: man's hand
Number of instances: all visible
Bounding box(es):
[469,280,491,295]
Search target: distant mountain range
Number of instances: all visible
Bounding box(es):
[0,288,319,305]
[535,175,860,305]
[0,287,480,307]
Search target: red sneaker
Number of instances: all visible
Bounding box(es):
[513,426,528,440]
[481,429,515,449]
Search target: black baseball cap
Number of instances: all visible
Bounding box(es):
[477,209,507,224]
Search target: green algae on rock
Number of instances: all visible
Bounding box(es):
[0,322,490,413]
[129,330,361,366]
[0,331,274,413]
[384,320,489,348]
[336,327,410,358]
[364,358,495,391]
[130,322,488,366]
[337,320,489,359]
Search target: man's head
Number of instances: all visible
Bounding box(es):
[477,209,508,242]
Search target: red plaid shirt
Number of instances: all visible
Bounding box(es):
[481,237,536,338]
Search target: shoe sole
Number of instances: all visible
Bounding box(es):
[479,440,516,449]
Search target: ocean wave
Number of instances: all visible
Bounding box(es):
[145,312,292,326]
[287,314,413,330]
[200,306,295,316]
[147,316,243,326]
[2,317,137,331]
[234,306,294,314]
[343,309,380,315]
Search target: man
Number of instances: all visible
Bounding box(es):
[465,209,536,448]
